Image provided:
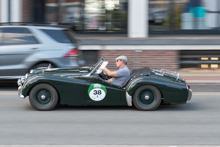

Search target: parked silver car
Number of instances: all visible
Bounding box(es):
[0,25,79,80]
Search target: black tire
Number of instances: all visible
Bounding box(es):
[133,85,161,111]
[33,63,56,69]
[29,84,59,111]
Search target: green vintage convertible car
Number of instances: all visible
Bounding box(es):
[17,57,192,111]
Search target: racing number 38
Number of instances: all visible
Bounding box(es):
[88,84,107,101]
[93,90,102,95]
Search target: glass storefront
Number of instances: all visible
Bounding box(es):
[149,0,220,33]
[45,0,128,33]
[149,0,170,31]
[84,0,127,32]
[43,0,220,34]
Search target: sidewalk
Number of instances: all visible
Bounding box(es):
[180,69,220,84]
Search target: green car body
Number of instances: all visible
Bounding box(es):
[17,58,192,111]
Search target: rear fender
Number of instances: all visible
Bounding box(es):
[126,77,162,97]
[126,76,188,103]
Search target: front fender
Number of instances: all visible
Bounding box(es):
[22,75,50,97]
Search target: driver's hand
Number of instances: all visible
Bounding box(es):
[106,78,112,83]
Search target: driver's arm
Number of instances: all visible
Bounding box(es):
[103,67,117,77]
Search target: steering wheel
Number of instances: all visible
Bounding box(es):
[99,71,107,80]
[99,71,112,80]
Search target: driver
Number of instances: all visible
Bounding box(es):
[103,55,130,86]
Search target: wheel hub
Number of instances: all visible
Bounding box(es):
[36,90,51,104]
[41,95,46,100]
[145,95,150,100]
[139,90,154,105]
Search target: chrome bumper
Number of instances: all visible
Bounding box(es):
[187,89,192,101]
[17,77,25,98]
[18,86,25,98]
[126,92,132,106]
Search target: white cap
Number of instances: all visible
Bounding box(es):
[115,55,127,63]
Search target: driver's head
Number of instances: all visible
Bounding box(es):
[115,55,127,68]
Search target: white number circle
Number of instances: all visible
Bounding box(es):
[89,88,106,101]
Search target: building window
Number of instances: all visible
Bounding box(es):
[84,0,127,33]
[44,0,127,33]
[149,0,220,33]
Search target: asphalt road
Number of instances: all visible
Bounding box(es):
[0,84,220,145]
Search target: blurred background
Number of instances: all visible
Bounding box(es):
[1,0,220,78]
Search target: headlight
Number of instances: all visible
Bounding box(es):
[25,74,28,79]
[30,69,34,73]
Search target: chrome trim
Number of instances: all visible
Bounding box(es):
[79,70,88,73]
[145,95,150,100]
[152,69,180,81]
[45,68,59,71]
[17,79,22,86]
[19,94,25,98]
[18,86,25,99]
[25,74,28,79]
[41,95,46,100]
[81,66,90,69]
[126,92,132,106]
[187,89,192,101]
[21,77,25,83]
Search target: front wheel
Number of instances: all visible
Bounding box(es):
[133,85,161,111]
[29,84,58,111]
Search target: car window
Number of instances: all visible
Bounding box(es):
[1,28,39,45]
[40,29,73,43]
[66,29,79,45]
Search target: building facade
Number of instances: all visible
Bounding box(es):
[1,0,220,70]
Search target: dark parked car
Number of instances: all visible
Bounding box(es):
[17,57,192,111]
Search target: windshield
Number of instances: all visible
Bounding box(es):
[84,56,104,77]
[93,56,104,68]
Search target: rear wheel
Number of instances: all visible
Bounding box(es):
[29,84,58,111]
[133,85,161,111]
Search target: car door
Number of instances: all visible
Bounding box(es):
[84,74,125,105]
[0,27,39,77]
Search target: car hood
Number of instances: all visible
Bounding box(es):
[30,67,91,77]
